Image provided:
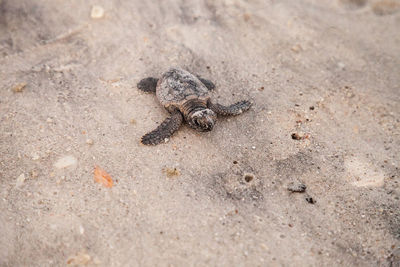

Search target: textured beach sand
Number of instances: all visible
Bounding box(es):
[0,0,399,266]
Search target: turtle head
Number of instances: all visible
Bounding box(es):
[188,108,217,132]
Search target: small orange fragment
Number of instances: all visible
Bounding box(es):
[94,165,113,188]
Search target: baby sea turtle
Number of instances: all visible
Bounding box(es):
[137,68,252,145]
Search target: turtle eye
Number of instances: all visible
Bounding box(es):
[194,120,200,127]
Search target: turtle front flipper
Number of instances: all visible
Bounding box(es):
[141,110,183,145]
[137,77,158,93]
[208,100,252,116]
[197,77,215,91]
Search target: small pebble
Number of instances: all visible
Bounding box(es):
[244,173,255,183]
[91,5,105,19]
[12,82,27,93]
[31,152,40,161]
[86,139,94,145]
[305,194,316,204]
[287,182,306,193]
[337,62,346,70]
[291,44,302,53]
[164,167,180,178]
[291,133,302,140]
[30,169,39,178]
[67,252,91,265]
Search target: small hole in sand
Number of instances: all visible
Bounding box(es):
[233,160,238,164]
[244,174,254,183]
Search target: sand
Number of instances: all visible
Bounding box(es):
[0,0,399,266]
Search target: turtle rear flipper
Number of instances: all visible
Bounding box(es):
[137,77,158,93]
[197,76,215,91]
[208,100,252,116]
[141,111,183,145]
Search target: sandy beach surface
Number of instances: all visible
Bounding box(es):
[1,0,399,266]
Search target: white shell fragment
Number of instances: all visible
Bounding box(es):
[91,5,105,19]
[54,155,77,169]
[16,173,26,187]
